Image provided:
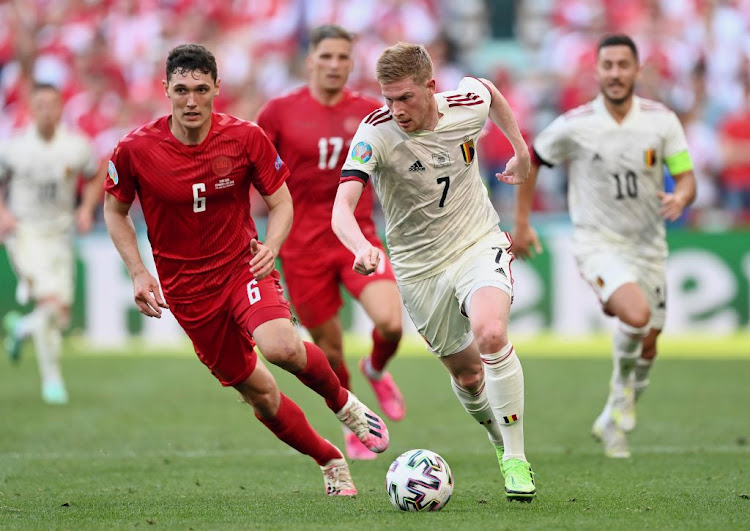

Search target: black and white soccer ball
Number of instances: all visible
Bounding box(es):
[385,449,454,511]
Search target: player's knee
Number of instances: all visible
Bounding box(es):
[473,321,508,354]
[376,318,402,342]
[264,338,305,370]
[454,371,484,394]
[621,306,651,330]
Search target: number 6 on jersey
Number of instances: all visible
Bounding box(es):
[193,183,206,212]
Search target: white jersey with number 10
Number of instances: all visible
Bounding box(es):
[533,94,690,259]
[0,124,98,232]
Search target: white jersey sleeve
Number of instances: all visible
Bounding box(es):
[341,115,388,180]
[532,114,574,166]
[664,111,689,158]
[454,77,492,130]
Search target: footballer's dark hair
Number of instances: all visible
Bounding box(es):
[598,34,639,62]
[310,24,353,50]
[166,44,218,83]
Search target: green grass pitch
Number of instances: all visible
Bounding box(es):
[1,336,748,529]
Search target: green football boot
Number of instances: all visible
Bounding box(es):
[500,458,536,503]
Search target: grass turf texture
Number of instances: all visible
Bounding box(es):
[1,340,748,529]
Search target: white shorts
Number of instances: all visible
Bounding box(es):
[397,229,514,357]
[6,226,74,306]
[575,249,666,330]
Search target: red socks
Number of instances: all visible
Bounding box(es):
[370,328,400,372]
[256,393,341,466]
[295,342,349,412]
[332,360,351,391]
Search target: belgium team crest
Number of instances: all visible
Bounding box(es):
[460,139,475,165]
[644,148,656,167]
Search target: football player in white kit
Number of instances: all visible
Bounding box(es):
[513,35,696,457]
[332,43,536,502]
[0,83,103,404]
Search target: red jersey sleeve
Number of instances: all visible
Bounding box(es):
[105,141,137,203]
[247,123,289,196]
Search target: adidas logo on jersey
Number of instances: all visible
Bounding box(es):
[495,267,506,277]
[408,160,426,172]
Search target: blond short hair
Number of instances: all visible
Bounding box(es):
[376,43,433,85]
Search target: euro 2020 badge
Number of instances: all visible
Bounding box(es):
[107,160,119,185]
[351,141,373,164]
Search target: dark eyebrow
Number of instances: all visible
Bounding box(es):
[173,83,211,89]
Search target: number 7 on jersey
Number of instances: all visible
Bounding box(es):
[437,176,450,208]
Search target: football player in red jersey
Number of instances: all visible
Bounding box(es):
[102,44,389,496]
[257,26,406,460]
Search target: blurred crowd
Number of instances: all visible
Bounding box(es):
[1,0,749,227]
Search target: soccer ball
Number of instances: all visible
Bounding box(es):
[385,449,454,512]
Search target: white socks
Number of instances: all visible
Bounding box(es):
[15,307,46,340]
[361,357,383,380]
[450,377,504,447]
[634,357,653,400]
[612,322,649,390]
[481,343,526,462]
[29,305,63,386]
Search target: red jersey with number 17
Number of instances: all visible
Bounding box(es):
[105,114,289,303]
[256,87,381,259]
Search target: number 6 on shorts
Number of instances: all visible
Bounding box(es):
[247,279,261,305]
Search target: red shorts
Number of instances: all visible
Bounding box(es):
[281,239,396,329]
[169,269,292,387]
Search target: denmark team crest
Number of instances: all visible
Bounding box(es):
[460,139,475,165]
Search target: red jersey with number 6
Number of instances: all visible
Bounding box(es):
[105,113,289,303]
[256,87,381,259]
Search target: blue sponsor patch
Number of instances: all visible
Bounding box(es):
[274,154,283,171]
[107,160,119,185]
[351,141,373,164]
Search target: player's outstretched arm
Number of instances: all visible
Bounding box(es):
[76,161,106,234]
[103,193,168,318]
[511,161,543,259]
[332,180,380,275]
[479,78,530,185]
[253,183,293,280]
[658,169,696,222]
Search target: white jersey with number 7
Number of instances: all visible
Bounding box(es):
[341,77,501,282]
